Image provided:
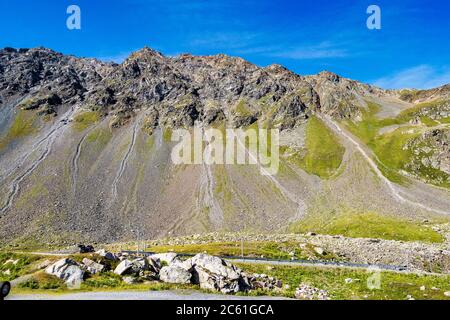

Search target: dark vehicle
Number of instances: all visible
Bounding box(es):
[0,281,11,300]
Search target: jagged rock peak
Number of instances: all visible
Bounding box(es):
[317,70,341,82]
[126,46,165,62]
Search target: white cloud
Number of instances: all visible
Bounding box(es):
[372,65,450,89]
[270,42,348,60]
[236,41,349,60]
[188,32,260,50]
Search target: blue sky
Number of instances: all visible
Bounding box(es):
[1,0,449,89]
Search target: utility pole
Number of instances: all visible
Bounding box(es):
[136,228,140,256]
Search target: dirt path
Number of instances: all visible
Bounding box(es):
[111,118,140,199]
[0,136,55,214]
[201,162,224,229]
[0,106,76,182]
[70,124,100,194]
[0,107,77,215]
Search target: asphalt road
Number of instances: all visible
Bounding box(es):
[7,289,291,300]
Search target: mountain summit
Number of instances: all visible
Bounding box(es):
[0,47,449,247]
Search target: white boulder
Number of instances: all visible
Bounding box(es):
[114,260,133,275]
[150,252,178,265]
[82,258,105,274]
[159,265,192,284]
[45,258,85,287]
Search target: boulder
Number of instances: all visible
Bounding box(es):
[159,265,192,284]
[190,253,240,280]
[45,258,85,286]
[114,260,133,275]
[192,266,241,294]
[188,254,244,294]
[245,273,282,291]
[114,258,148,276]
[150,252,178,265]
[82,258,105,274]
[170,257,194,271]
[96,249,118,261]
[132,258,148,271]
[146,256,162,273]
[314,247,325,255]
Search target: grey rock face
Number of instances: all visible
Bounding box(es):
[0,46,370,133]
[96,249,118,261]
[150,252,178,265]
[405,128,450,184]
[82,258,105,274]
[159,265,192,284]
[187,254,244,294]
[190,253,240,280]
[114,260,133,275]
[113,258,152,276]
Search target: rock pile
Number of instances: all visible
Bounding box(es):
[294,283,330,300]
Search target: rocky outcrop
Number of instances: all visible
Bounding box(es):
[398,85,450,103]
[96,249,119,261]
[150,252,178,265]
[45,258,85,286]
[188,254,243,294]
[404,128,450,185]
[39,251,282,295]
[159,265,192,284]
[82,258,105,274]
[0,46,374,132]
[295,283,330,300]
[155,253,283,294]
[114,260,133,275]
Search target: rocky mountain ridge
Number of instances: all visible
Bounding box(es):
[0,46,395,130]
[0,46,449,247]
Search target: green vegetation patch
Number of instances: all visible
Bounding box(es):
[289,211,444,243]
[82,272,122,289]
[0,252,42,282]
[285,116,345,178]
[237,263,450,300]
[72,111,100,131]
[371,127,419,173]
[86,127,112,147]
[345,102,399,144]
[234,100,253,117]
[18,272,66,290]
[0,110,37,150]
[146,241,338,261]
